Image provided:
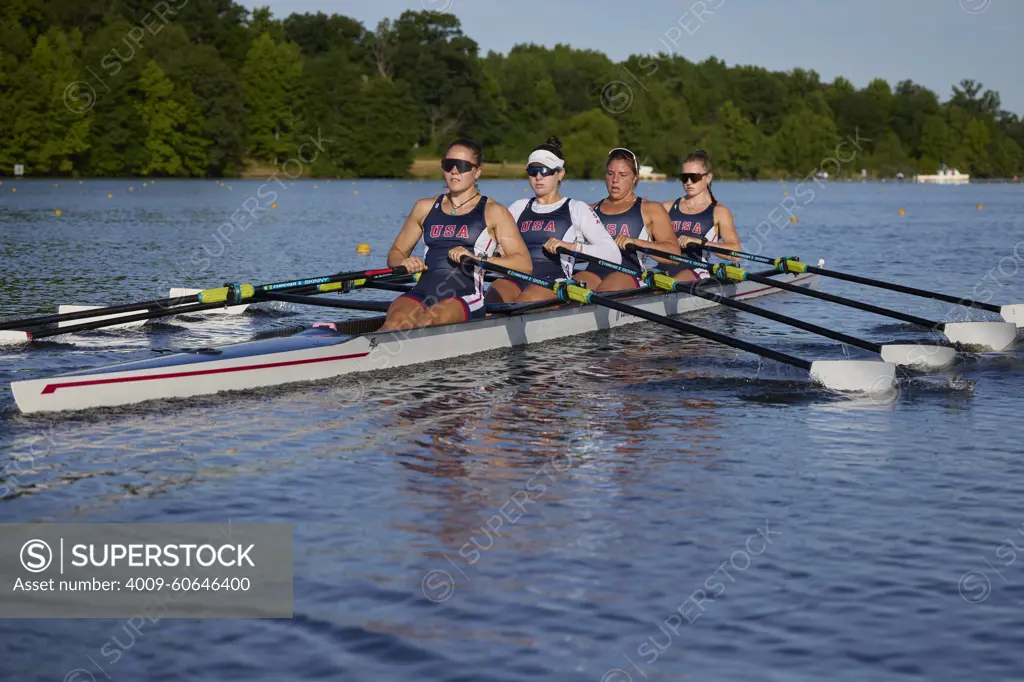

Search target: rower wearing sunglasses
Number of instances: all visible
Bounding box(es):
[381,138,531,330]
[660,149,742,280]
[587,148,680,292]
[485,136,621,304]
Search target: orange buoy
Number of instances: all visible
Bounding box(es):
[270,203,278,209]
[899,208,906,215]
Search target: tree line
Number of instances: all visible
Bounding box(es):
[1,0,1022,179]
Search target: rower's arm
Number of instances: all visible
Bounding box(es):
[713,205,742,263]
[386,198,431,267]
[570,200,621,263]
[486,202,533,274]
[635,200,682,264]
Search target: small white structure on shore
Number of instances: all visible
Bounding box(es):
[638,165,667,181]
[914,165,970,185]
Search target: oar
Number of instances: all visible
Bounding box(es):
[560,248,955,369]
[0,266,409,332]
[629,244,1018,352]
[463,256,896,393]
[0,267,411,343]
[692,240,1024,328]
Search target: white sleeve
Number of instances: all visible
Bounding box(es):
[569,200,621,264]
[507,198,529,223]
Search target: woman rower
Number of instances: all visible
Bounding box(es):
[587,148,681,292]
[486,136,621,304]
[660,149,742,280]
[380,139,531,330]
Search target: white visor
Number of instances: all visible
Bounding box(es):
[527,150,564,170]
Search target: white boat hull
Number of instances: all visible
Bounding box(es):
[11,273,816,414]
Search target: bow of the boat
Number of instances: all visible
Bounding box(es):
[11,327,371,415]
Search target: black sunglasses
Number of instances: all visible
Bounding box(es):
[680,172,709,184]
[441,158,478,173]
[526,166,562,177]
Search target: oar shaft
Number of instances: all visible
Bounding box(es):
[256,292,391,312]
[745,273,945,331]
[698,243,1002,313]
[564,248,883,354]
[628,244,947,331]
[17,301,233,340]
[471,256,812,372]
[585,292,813,370]
[0,267,408,331]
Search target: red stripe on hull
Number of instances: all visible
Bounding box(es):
[41,351,370,395]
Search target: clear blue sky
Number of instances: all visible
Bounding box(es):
[238,0,1023,115]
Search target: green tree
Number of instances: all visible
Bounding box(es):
[919,115,955,170]
[959,118,992,176]
[704,100,757,178]
[6,28,91,174]
[241,32,303,165]
[774,108,839,174]
[560,109,619,179]
[134,60,209,175]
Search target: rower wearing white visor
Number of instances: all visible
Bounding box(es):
[485,136,622,304]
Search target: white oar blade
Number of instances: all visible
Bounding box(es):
[169,288,249,315]
[942,321,1018,352]
[1000,303,1024,327]
[0,330,31,346]
[57,305,148,330]
[809,360,896,393]
[879,343,956,369]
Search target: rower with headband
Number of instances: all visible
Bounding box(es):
[486,136,622,304]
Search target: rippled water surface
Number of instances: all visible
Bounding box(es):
[1,178,1023,681]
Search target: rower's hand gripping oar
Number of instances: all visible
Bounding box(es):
[462,255,896,394]
[628,244,1018,353]
[688,239,1024,330]
[0,266,412,342]
[559,248,955,369]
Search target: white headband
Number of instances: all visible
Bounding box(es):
[527,149,564,170]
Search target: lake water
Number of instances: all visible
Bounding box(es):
[1,177,1023,681]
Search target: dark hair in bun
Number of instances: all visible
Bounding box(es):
[533,135,565,161]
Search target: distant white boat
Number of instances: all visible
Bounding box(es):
[914,165,970,185]
[638,165,667,181]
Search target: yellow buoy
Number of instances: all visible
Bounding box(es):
[790,216,798,223]
[107,193,113,198]
[129,187,134,191]
[55,209,62,216]
[356,243,371,255]
[270,203,278,209]
[354,190,359,195]
[783,190,788,196]
[899,208,906,215]
[977,204,983,210]
[11,188,15,193]
[143,183,147,188]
